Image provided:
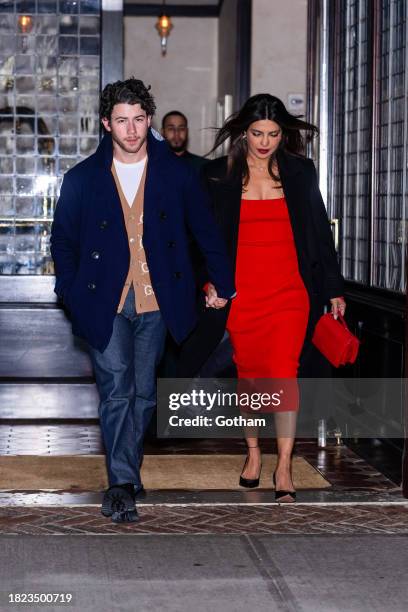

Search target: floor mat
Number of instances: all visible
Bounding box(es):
[0,454,330,490]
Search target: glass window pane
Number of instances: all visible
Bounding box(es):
[0,0,100,275]
[371,0,407,291]
[331,0,372,285]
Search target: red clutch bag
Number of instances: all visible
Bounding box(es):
[311,312,360,367]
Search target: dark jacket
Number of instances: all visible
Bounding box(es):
[50,129,235,352]
[177,149,344,377]
[180,150,208,172]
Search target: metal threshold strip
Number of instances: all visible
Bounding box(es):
[0,489,404,507]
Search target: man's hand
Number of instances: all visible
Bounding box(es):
[205,283,228,309]
[330,296,346,320]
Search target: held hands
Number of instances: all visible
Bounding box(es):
[205,283,228,309]
[330,296,346,320]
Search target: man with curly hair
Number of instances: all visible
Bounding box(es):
[51,78,235,523]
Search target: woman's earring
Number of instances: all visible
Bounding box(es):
[242,133,247,139]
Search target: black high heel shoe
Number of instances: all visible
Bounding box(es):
[239,446,262,488]
[272,470,296,503]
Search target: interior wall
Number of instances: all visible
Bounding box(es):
[251,0,308,114]
[124,16,218,156]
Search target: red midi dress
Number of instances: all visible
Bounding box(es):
[227,197,310,409]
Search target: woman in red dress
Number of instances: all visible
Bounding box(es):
[202,94,345,502]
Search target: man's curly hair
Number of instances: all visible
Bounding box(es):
[99,78,156,123]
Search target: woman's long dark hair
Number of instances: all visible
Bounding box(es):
[209,93,318,185]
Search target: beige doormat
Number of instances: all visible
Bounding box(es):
[0,454,330,491]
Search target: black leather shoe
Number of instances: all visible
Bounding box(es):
[272,471,296,503]
[134,485,147,499]
[101,483,136,518]
[112,508,139,523]
[239,450,262,488]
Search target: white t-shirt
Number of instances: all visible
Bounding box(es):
[113,156,147,207]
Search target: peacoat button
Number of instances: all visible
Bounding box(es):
[167,240,175,248]
[100,220,108,229]
[174,271,182,279]
[91,251,100,260]
[87,282,96,291]
[159,211,167,220]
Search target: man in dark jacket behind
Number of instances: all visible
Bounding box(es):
[161,110,207,172]
[50,78,235,523]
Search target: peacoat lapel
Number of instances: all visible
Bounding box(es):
[92,133,128,234]
[143,140,165,231]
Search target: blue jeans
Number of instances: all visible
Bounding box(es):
[89,286,166,488]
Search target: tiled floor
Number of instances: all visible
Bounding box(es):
[1,503,408,535]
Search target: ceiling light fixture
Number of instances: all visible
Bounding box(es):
[155,0,173,56]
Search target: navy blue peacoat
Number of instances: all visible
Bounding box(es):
[50,129,235,352]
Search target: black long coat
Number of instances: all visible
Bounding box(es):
[177,149,345,377]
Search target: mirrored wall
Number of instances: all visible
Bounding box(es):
[0,0,101,275]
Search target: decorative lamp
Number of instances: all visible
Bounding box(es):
[18,15,33,34]
[155,1,173,56]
